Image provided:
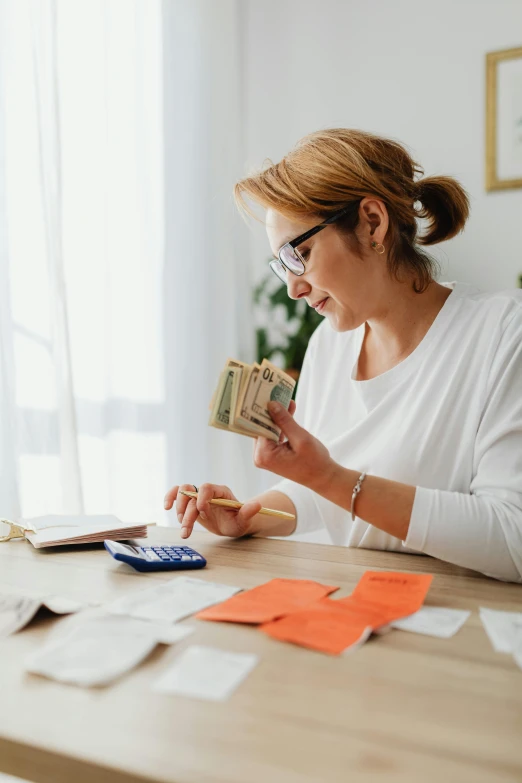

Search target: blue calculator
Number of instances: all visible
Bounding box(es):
[104,540,207,572]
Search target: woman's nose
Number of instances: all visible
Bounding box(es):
[287,274,310,301]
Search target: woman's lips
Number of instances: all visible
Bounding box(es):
[314,297,329,313]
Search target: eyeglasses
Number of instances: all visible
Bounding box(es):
[269,204,355,284]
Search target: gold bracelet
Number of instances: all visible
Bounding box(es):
[351,472,366,521]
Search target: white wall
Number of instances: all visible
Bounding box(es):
[241,0,522,292]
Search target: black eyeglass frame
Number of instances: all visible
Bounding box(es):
[269,204,355,283]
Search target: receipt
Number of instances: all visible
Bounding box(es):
[107,576,242,623]
[479,607,522,653]
[391,606,471,638]
[25,610,193,687]
[154,645,259,701]
[0,592,88,637]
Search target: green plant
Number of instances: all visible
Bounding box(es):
[253,267,323,378]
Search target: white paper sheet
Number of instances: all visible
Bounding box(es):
[107,576,242,623]
[391,606,471,638]
[153,645,259,701]
[21,514,124,532]
[479,607,522,653]
[0,592,89,637]
[25,611,193,687]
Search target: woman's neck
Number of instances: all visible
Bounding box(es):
[357,281,453,380]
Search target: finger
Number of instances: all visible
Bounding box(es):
[180,498,199,539]
[175,483,199,524]
[237,499,262,526]
[163,485,179,510]
[278,400,295,442]
[267,401,304,443]
[196,482,217,520]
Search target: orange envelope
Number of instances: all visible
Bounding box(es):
[260,598,374,656]
[196,578,339,624]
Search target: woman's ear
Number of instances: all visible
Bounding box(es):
[359,198,389,244]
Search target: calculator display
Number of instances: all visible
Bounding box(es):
[106,541,146,558]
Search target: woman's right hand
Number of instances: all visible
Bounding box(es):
[163,483,262,540]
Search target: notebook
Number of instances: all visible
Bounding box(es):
[0,515,153,548]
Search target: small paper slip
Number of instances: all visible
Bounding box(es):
[390,606,471,638]
[107,576,242,623]
[0,592,89,637]
[25,611,193,687]
[260,598,375,656]
[479,607,522,653]
[350,571,434,623]
[153,645,259,701]
[196,578,338,624]
[8,514,151,548]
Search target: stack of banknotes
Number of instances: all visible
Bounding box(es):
[209,358,296,442]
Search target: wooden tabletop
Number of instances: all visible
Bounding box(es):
[0,527,521,783]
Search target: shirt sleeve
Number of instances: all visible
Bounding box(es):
[268,325,326,536]
[405,307,522,582]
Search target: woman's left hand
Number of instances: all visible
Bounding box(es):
[253,400,338,493]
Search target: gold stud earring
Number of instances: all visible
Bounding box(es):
[371,241,385,255]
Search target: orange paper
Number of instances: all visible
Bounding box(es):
[260,597,379,655]
[346,570,433,623]
[196,578,339,624]
[260,570,433,656]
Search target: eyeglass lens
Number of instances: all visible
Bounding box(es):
[269,259,287,283]
[280,245,305,275]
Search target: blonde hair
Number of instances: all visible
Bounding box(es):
[234,128,470,293]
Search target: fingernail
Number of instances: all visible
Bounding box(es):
[268,401,283,414]
[177,514,182,523]
[164,500,169,509]
[180,528,188,538]
[199,511,207,520]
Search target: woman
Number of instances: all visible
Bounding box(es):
[164,128,522,583]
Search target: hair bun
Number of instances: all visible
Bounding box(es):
[415,176,469,245]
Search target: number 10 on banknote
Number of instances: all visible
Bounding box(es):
[209,358,296,442]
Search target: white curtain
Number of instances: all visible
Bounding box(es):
[161,0,255,501]
[0,0,255,532]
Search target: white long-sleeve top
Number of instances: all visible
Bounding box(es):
[271,282,522,582]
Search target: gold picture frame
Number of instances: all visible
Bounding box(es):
[485,46,522,191]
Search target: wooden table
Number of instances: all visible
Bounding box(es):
[0,528,521,783]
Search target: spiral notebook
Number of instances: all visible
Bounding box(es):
[0,515,154,548]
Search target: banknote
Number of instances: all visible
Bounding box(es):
[209,357,295,442]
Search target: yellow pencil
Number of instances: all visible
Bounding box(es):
[178,490,295,521]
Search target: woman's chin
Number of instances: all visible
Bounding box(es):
[326,309,357,333]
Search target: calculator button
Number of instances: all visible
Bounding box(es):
[180,555,191,561]
[191,556,203,561]
[144,550,161,561]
